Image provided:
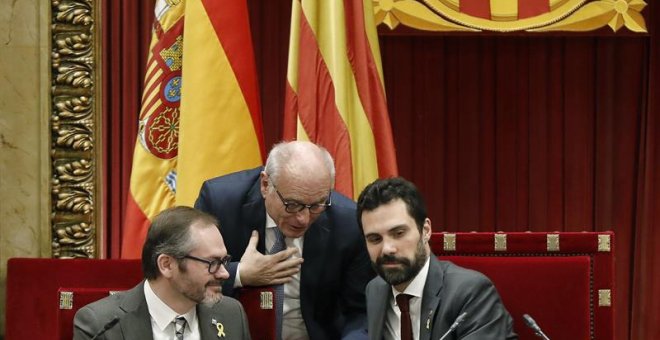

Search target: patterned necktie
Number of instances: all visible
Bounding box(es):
[269,227,287,254]
[269,227,287,340]
[397,294,413,340]
[174,316,187,340]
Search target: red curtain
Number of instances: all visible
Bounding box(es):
[102,1,659,338]
[100,0,155,257]
[381,34,652,339]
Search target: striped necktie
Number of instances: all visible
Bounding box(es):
[174,316,187,340]
[269,227,286,340]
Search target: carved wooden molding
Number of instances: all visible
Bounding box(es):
[50,0,101,258]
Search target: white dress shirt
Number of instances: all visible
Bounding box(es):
[144,280,200,340]
[384,256,431,340]
[235,215,308,339]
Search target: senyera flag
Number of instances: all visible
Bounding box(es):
[122,0,264,258]
[284,0,397,199]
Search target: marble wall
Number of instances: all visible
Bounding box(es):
[0,0,51,336]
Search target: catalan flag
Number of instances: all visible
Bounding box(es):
[459,0,551,20]
[284,0,398,199]
[122,0,264,258]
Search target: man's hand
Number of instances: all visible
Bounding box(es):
[240,230,303,286]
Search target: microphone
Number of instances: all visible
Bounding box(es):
[523,314,550,340]
[438,312,468,340]
[90,316,120,340]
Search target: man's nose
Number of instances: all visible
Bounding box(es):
[295,208,311,226]
[214,264,230,280]
[382,238,398,255]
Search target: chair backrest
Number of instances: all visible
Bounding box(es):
[5,258,143,340]
[57,287,126,340]
[235,286,277,340]
[5,258,276,340]
[430,231,615,340]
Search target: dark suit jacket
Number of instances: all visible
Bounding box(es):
[73,281,251,340]
[195,167,375,339]
[366,256,517,340]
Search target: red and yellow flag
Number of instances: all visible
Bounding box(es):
[122,0,264,258]
[284,0,398,199]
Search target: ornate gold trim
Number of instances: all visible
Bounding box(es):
[598,289,612,307]
[547,234,560,251]
[494,234,507,251]
[373,0,647,33]
[598,234,611,252]
[443,233,456,251]
[260,291,274,309]
[50,0,102,258]
[59,291,74,309]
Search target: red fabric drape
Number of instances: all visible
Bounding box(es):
[101,0,155,257]
[102,1,659,338]
[382,35,648,339]
[632,2,660,339]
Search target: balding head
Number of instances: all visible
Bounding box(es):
[264,141,335,190]
[260,141,336,238]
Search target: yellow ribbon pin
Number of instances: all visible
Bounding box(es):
[216,322,225,338]
[211,318,225,338]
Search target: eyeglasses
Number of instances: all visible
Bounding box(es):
[273,186,332,214]
[182,254,232,274]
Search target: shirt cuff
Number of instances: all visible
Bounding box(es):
[233,263,243,288]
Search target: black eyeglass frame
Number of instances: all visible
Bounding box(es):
[182,254,232,274]
[273,186,332,214]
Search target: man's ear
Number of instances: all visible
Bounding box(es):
[423,218,432,242]
[260,171,269,198]
[157,254,177,278]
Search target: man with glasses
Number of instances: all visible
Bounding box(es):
[73,206,251,340]
[195,141,374,339]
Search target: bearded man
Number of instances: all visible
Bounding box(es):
[356,178,517,340]
[73,206,251,340]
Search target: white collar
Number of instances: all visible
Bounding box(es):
[144,280,197,331]
[266,213,277,229]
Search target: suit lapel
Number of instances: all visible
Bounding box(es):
[118,283,154,340]
[300,213,330,293]
[198,305,217,340]
[241,179,267,252]
[419,257,444,340]
[368,279,390,340]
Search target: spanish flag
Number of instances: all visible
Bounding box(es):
[122,0,264,258]
[284,0,398,199]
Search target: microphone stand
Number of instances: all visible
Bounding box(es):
[523,314,550,340]
[438,312,468,340]
[90,316,120,340]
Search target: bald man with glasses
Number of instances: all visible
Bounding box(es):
[195,141,374,340]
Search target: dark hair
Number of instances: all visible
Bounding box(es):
[356,177,427,232]
[141,206,219,280]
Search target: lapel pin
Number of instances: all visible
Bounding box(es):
[426,310,434,330]
[211,318,226,338]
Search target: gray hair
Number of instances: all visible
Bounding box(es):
[264,141,335,190]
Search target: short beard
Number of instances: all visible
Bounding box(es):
[177,261,225,306]
[201,282,224,307]
[373,237,427,286]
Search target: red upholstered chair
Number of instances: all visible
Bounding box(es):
[235,286,277,340]
[430,232,614,340]
[5,258,277,340]
[5,258,143,340]
[57,287,126,340]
